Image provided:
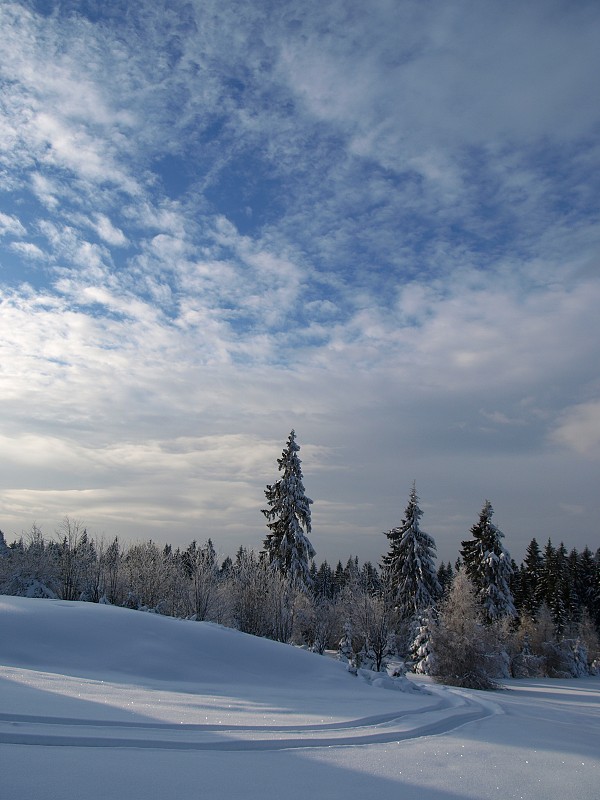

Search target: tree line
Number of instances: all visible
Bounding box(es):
[1,430,599,687]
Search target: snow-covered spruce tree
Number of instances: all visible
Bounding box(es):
[338,621,355,668]
[262,430,315,588]
[381,484,441,623]
[411,608,437,675]
[460,501,516,623]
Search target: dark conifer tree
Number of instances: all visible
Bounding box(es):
[594,549,600,629]
[566,548,583,626]
[436,562,454,596]
[515,537,544,620]
[333,560,345,595]
[538,539,568,635]
[460,500,515,623]
[510,561,526,615]
[344,556,360,586]
[360,561,381,594]
[577,547,596,616]
[314,560,335,599]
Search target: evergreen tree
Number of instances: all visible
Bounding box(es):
[520,537,543,618]
[510,562,526,615]
[411,608,437,675]
[314,560,335,600]
[437,561,454,596]
[594,549,600,630]
[333,560,346,595]
[460,500,515,623]
[338,621,355,667]
[577,547,598,623]
[262,430,315,588]
[219,555,233,579]
[538,539,568,635]
[566,547,583,628]
[101,537,123,605]
[382,484,441,621]
[344,556,360,586]
[360,561,381,594]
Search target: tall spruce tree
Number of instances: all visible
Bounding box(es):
[594,549,600,629]
[262,430,315,588]
[518,537,544,619]
[460,500,515,623]
[578,547,599,626]
[382,484,441,621]
[538,540,569,635]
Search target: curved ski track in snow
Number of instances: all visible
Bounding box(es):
[0,688,500,752]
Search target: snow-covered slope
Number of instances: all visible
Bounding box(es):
[0,596,349,685]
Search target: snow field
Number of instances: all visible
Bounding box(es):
[1,596,598,799]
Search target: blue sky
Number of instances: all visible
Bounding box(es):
[1,0,599,565]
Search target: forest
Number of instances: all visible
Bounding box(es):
[1,431,599,689]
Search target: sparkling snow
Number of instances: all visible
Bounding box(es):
[1,596,598,799]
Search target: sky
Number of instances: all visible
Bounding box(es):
[1,0,599,566]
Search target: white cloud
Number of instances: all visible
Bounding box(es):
[551,402,600,459]
[280,1,600,160]
[0,212,26,237]
[30,173,60,210]
[68,213,129,248]
[31,111,134,192]
[37,220,112,279]
[94,214,127,247]
[9,241,45,260]
[0,4,141,206]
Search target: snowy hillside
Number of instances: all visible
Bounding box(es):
[1,596,599,800]
[0,596,354,686]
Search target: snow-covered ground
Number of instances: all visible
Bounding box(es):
[1,597,598,799]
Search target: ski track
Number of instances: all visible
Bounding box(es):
[0,687,499,752]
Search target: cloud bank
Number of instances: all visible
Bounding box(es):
[0,0,599,563]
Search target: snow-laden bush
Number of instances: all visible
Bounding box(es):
[429,567,502,690]
[511,633,546,678]
[542,638,589,678]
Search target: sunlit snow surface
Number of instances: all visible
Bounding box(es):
[1,597,598,799]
